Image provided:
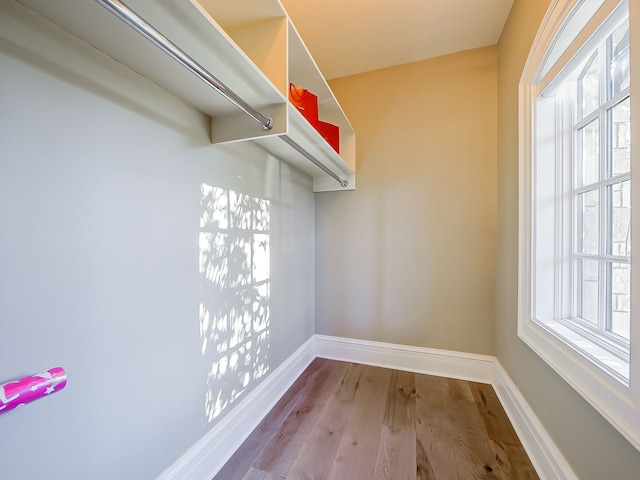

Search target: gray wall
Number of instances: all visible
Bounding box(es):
[496,0,640,478]
[0,3,314,479]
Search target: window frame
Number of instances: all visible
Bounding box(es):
[568,35,632,353]
[518,0,640,451]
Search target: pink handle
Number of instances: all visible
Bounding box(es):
[0,367,66,415]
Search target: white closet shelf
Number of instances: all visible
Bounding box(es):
[17,0,356,192]
[255,104,356,192]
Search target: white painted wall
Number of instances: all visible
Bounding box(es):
[0,3,314,479]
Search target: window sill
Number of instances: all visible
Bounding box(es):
[518,316,640,451]
[537,319,629,384]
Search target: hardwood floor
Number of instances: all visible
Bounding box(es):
[213,358,539,480]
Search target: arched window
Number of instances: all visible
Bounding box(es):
[518,0,640,449]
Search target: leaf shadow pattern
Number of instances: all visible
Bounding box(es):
[199,183,271,423]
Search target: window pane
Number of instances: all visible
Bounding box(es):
[608,262,630,340]
[577,258,599,324]
[610,97,631,176]
[579,52,599,118]
[578,189,599,254]
[611,19,630,96]
[578,120,599,186]
[607,180,631,257]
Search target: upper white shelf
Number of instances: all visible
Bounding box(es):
[17,0,356,192]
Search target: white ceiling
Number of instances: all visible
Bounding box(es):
[279,0,515,80]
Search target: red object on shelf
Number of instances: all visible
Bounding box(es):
[289,83,319,128]
[317,120,340,154]
[288,83,340,154]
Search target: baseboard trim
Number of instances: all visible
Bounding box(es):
[159,335,576,480]
[314,334,495,383]
[314,335,576,480]
[492,361,577,480]
[156,336,316,480]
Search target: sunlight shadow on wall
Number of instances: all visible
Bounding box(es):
[199,183,270,423]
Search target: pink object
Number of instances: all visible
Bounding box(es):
[0,367,66,415]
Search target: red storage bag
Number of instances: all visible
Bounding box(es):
[317,120,340,154]
[289,83,319,127]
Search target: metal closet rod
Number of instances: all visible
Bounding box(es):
[281,137,348,188]
[95,0,273,131]
[95,0,348,189]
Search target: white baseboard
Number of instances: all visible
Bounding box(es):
[315,335,576,480]
[492,361,577,480]
[314,334,495,383]
[156,336,316,480]
[159,335,576,480]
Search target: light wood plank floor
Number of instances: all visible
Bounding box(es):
[214,358,539,480]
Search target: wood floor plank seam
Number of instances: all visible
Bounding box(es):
[252,359,351,477]
[327,365,391,479]
[214,359,332,480]
[215,359,539,480]
[286,363,364,479]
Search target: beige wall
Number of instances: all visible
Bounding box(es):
[496,0,640,477]
[316,47,497,355]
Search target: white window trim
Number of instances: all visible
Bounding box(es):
[518,0,640,451]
